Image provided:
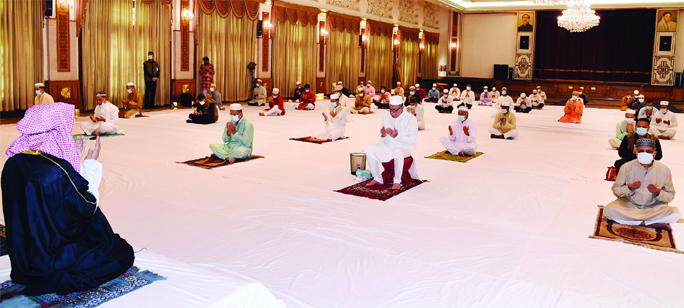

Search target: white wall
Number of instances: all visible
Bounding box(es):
[461,13,517,78]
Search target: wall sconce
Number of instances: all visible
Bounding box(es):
[450,42,457,50]
[419,43,425,53]
[320,28,329,45]
[59,0,74,10]
[182,9,194,21]
[394,39,400,46]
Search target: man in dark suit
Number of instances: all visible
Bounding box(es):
[143,51,160,108]
[518,14,533,32]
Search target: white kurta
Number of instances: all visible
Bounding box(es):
[529,94,543,107]
[649,110,678,138]
[441,118,477,156]
[80,101,120,135]
[491,90,500,101]
[514,97,531,108]
[436,96,453,108]
[493,95,514,110]
[313,106,347,140]
[638,107,658,119]
[408,104,425,130]
[363,111,419,184]
[538,91,547,101]
[448,87,461,100]
[460,90,475,105]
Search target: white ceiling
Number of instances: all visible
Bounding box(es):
[440,0,684,11]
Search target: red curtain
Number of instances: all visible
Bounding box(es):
[272,5,318,26]
[367,20,393,37]
[197,0,259,20]
[327,14,360,34]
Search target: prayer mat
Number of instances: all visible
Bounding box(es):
[0,224,6,257]
[0,267,165,307]
[177,155,264,170]
[605,166,617,182]
[589,206,683,254]
[289,136,349,144]
[72,133,125,141]
[425,151,484,163]
[334,178,425,201]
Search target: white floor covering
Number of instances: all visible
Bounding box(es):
[0,101,683,307]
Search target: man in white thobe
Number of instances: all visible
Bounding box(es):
[514,93,532,113]
[440,106,477,156]
[313,94,347,141]
[34,83,54,106]
[491,87,501,101]
[536,86,547,102]
[435,89,454,113]
[459,85,475,109]
[493,87,514,111]
[448,83,460,101]
[81,93,119,136]
[479,86,492,106]
[530,89,544,109]
[363,96,419,190]
[406,99,425,130]
[649,101,678,140]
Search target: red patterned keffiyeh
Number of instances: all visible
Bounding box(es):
[6,103,81,172]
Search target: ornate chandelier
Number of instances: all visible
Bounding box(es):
[530,0,569,5]
[557,0,600,32]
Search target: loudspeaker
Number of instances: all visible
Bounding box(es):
[247,62,257,71]
[493,64,509,80]
[675,72,683,87]
[508,68,514,80]
[45,0,52,17]
[257,20,263,38]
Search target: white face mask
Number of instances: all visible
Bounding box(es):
[661,108,667,113]
[381,90,385,93]
[367,84,371,87]
[359,93,364,97]
[483,90,488,93]
[231,115,240,123]
[639,99,645,103]
[127,89,133,93]
[572,95,578,100]
[35,90,42,95]
[273,95,278,99]
[502,91,507,95]
[148,55,153,60]
[199,100,205,105]
[502,109,509,114]
[210,87,214,92]
[305,89,310,93]
[467,87,471,90]
[443,95,448,98]
[636,127,648,136]
[637,152,654,165]
[625,118,634,124]
[410,91,415,95]
[579,92,583,95]
[432,87,436,90]
[256,84,260,87]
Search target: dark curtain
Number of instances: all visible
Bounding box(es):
[534,9,655,83]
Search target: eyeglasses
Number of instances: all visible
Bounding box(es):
[389,107,402,112]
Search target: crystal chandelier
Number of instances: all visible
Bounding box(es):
[530,0,569,5]
[557,0,600,32]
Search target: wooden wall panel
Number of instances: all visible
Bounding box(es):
[49,81,82,110]
[172,79,196,102]
[316,77,326,94]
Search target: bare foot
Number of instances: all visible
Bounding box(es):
[364,179,380,187]
[227,157,236,164]
[458,151,465,156]
[390,183,401,190]
[93,131,101,137]
[259,112,265,116]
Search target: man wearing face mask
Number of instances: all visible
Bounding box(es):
[530,89,544,109]
[493,87,513,111]
[207,83,224,110]
[514,93,532,113]
[295,84,316,110]
[615,118,663,174]
[489,102,517,139]
[143,51,160,108]
[441,106,477,156]
[478,86,492,106]
[620,92,633,111]
[210,104,254,163]
[637,100,657,121]
[313,94,348,141]
[491,86,500,101]
[351,86,372,114]
[364,80,376,99]
[249,79,267,106]
[424,83,440,103]
[559,91,584,124]
[650,101,677,140]
[187,94,217,124]
[199,57,214,95]
[81,93,119,136]
[459,85,475,109]
[435,89,454,113]
[290,81,304,103]
[259,88,285,116]
[121,82,144,118]
[631,93,646,111]
[406,99,425,130]
[577,88,589,105]
[415,83,426,101]
[535,86,546,102]
[448,83,460,101]
[33,83,54,105]
[374,86,391,109]
[609,109,636,149]
[394,82,404,97]
[605,137,679,228]
[404,86,420,106]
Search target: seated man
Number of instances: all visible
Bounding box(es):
[448,83,460,101]
[339,81,350,97]
[489,102,518,139]
[295,84,316,110]
[615,118,663,173]
[394,82,404,97]
[207,83,224,110]
[259,88,285,116]
[530,89,544,109]
[491,86,500,101]
[364,80,376,99]
[374,86,391,109]
[406,99,425,130]
[290,81,304,103]
[3,103,134,295]
[493,87,513,110]
[210,104,254,163]
[514,93,532,113]
[558,91,584,124]
[248,79,267,106]
[350,86,371,114]
[313,94,348,141]
[609,109,636,149]
[424,83,440,103]
[578,88,589,105]
[363,96,419,190]
[415,84,426,101]
[479,86,492,106]
[631,93,645,111]
[536,86,547,102]
[121,82,144,118]
[650,101,677,140]
[81,92,119,136]
[459,85,475,109]
[638,100,657,120]
[435,89,454,113]
[187,94,218,124]
[620,92,634,111]
[440,106,477,156]
[34,82,54,105]
[605,137,679,227]
[404,86,420,106]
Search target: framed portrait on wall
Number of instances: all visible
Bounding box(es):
[517,12,534,32]
[656,9,677,32]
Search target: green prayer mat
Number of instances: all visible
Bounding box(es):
[425,151,483,163]
[73,133,125,141]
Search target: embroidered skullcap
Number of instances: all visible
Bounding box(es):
[126,82,135,86]
[635,137,656,148]
[443,89,448,93]
[230,103,242,111]
[502,87,508,90]
[98,93,107,97]
[35,83,44,87]
[389,96,403,106]
[625,109,635,114]
[536,86,541,88]
[638,94,644,98]
[458,106,468,112]
[660,101,669,106]
[272,88,280,94]
[330,93,339,100]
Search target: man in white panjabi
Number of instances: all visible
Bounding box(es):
[491,87,500,101]
[536,86,547,102]
[406,98,425,130]
[605,137,679,227]
[529,89,544,109]
[514,93,532,113]
[459,85,475,109]
[81,92,119,136]
[313,94,347,141]
[478,86,492,106]
[650,101,677,140]
[440,106,477,156]
[363,96,419,190]
[394,82,404,97]
[34,83,54,105]
[448,83,460,101]
[493,87,514,111]
[435,89,454,113]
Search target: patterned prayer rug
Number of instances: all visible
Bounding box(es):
[0,224,6,257]
[0,266,165,307]
[72,133,125,141]
[605,166,617,182]
[289,136,349,144]
[425,151,484,163]
[589,206,682,254]
[334,178,425,201]
[177,155,264,170]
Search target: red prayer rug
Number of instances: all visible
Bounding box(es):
[589,206,682,254]
[334,178,425,201]
[177,155,264,170]
[605,166,617,182]
[289,136,349,144]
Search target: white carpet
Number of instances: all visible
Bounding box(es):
[1,101,683,307]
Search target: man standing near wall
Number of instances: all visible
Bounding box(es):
[143,51,160,109]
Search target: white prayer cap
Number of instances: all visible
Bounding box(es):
[256,79,262,83]
[338,81,343,84]
[397,81,401,84]
[453,83,457,87]
[520,93,526,98]
[367,80,372,84]
[483,86,488,89]
[230,103,242,111]
[272,88,280,94]
[458,106,468,112]
[296,81,301,84]
[626,109,636,114]
[634,90,639,94]
[389,96,403,106]
[415,83,420,87]
[638,94,644,98]
[432,83,436,87]
[532,89,537,92]
[502,87,508,90]
[501,101,511,107]
[330,93,339,100]
[34,83,44,87]
[660,101,669,106]
[536,86,541,89]
[126,82,135,87]
[443,89,448,93]
[492,87,496,90]
[409,86,415,89]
